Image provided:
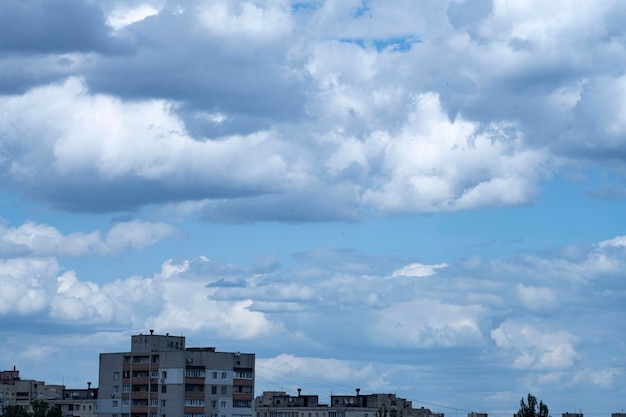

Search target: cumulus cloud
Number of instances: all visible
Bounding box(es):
[0,219,177,257]
[256,353,426,394]
[372,299,484,348]
[491,319,580,370]
[9,0,626,220]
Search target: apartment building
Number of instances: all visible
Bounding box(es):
[98,331,255,417]
[54,384,98,417]
[0,368,97,417]
[255,390,443,417]
[0,368,63,414]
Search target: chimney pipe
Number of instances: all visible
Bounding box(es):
[87,382,92,389]
[297,388,301,396]
[356,388,360,396]
[150,329,154,335]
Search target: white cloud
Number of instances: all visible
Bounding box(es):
[106,220,178,251]
[516,284,557,312]
[491,320,580,370]
[598,235,626,248]
[196,0,294,41]
[372,299,483,348]
[587,367,624,388]
[106,3,161,30]
[0,258,58,315]
[391,262,448,278]
[360,94,549,213]
[256,353,424,394]
[0,220,177,257]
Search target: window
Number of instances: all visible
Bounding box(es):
[123,371,130,378]
[162,371,167,379]
[221,372,227,379]
[184,399,205,407]
[221,386,227,395]
[212,372,218,379]
[113,401,118,408]
[221,401,227,408]
[211,386,217,394]
[123,399,129,406]
[151,371,159,378]
[211,401,217,409]
[161,386,167,393]
[235,371,253,379]
[123,385,130,392]
[186,368,206,378]
[161,400,166,407]
[113,372,120,381]
[151,399,158,406]
[233,400,252,408]
[152,355,159,363]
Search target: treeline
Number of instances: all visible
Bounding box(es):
[2,400,62,417]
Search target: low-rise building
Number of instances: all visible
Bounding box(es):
[0,368,97,417]
[255,390,443,417]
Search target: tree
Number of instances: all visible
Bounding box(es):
[518,393,550,417]
[30,400,49,417]
[46,406,62,417]
[1,405,29,417]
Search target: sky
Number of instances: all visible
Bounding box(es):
[0,0,625,416]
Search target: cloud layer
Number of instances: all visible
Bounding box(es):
[1,0,625,220]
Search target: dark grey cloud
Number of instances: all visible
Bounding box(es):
[84,6,306,135]
[0,54,81,94]
[0,0,128,54]
[23,176,270,213]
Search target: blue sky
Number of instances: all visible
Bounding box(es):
[0,0,625,416]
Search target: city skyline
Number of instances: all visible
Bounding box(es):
[0,1,625,417]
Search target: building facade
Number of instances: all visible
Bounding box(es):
[98,331,255,417]
[0,368,97,417]
[255,390,443,417]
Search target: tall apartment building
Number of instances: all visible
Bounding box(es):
[98,331,255,417]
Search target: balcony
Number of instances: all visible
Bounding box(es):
[131,405,149,414]
[184,407,205,414]
[130,391,149,400]
[234,379,254,386]
[185,377,205,385]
